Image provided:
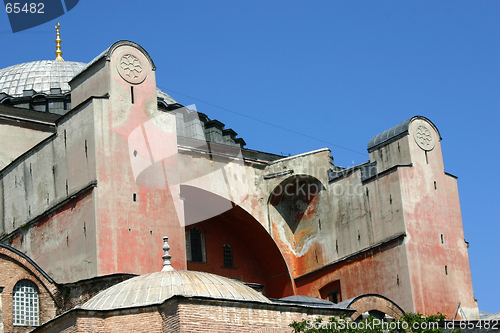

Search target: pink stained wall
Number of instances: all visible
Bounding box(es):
[400,128,477,318]
[91,44,186,276]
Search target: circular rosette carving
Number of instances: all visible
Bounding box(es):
[413,125,435,151]
[117,54,147,84]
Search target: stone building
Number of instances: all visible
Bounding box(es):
[0,28,478,331]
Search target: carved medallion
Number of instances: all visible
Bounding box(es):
[117,53,147,84]
[413,124,435,151]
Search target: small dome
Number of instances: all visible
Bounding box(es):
[82,270,270,311]
[0,60,86,97]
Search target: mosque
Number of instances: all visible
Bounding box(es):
[0,25,478,332]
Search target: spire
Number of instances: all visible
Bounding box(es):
[55,23,64,61]
[161,236,175,271]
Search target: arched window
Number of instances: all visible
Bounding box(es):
[186,226,206,263]
[13,281,39,326]
[223,244,233,268]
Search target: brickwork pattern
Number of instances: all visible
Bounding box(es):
[31,297,344,333]
[349,295,405,320]
[59,275,135,314]
[0,248,60,333]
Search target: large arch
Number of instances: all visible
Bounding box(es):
[181,185,294,299]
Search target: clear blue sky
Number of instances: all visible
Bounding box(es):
[1,0,498,314]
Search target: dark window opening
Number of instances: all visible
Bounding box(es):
[223,244,234,268]
[190,227,203,262]
[445,265,448,275]
[441,234,444,244]
[327,289,339,303]
[133,193,137,202]
[319,280,341,304]
[131,86,134,104]
[434,181,437,190]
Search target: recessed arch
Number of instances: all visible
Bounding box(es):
[342,294,405,321]
[268,174,325,234]
[181,185,294,298]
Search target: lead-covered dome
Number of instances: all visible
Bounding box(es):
[0,60,86,97]
[81,270,270,311]
[0,57,178,114]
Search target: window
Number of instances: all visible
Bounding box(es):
[223,244,233,268]
[319,280,342,304]
[13,281,39,326]
[186,226,206,263]
[327,289,339,303]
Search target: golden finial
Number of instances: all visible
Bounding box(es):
[55,23,64,61]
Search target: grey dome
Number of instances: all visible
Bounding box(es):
[0,60,178,106]
[0,60,86,97]
[82,270,270,311]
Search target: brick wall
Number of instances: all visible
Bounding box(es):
[59,274,135,314]
[31,297,350,333]
[0,249,59,333]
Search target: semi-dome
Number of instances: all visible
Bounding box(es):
[0,60,86,97]
[82,270,271,311]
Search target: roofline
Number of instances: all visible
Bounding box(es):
[32,294,354,332]
[0,243,54,283]
[70,40,156,84]
[367,116,442,152]
[0,104,58,131]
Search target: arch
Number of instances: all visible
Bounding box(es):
[268,174,325,234]
[0,244,59,306]
[342,294,405,321]
[181,185,294,298]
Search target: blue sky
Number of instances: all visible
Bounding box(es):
[1,0,498,314]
